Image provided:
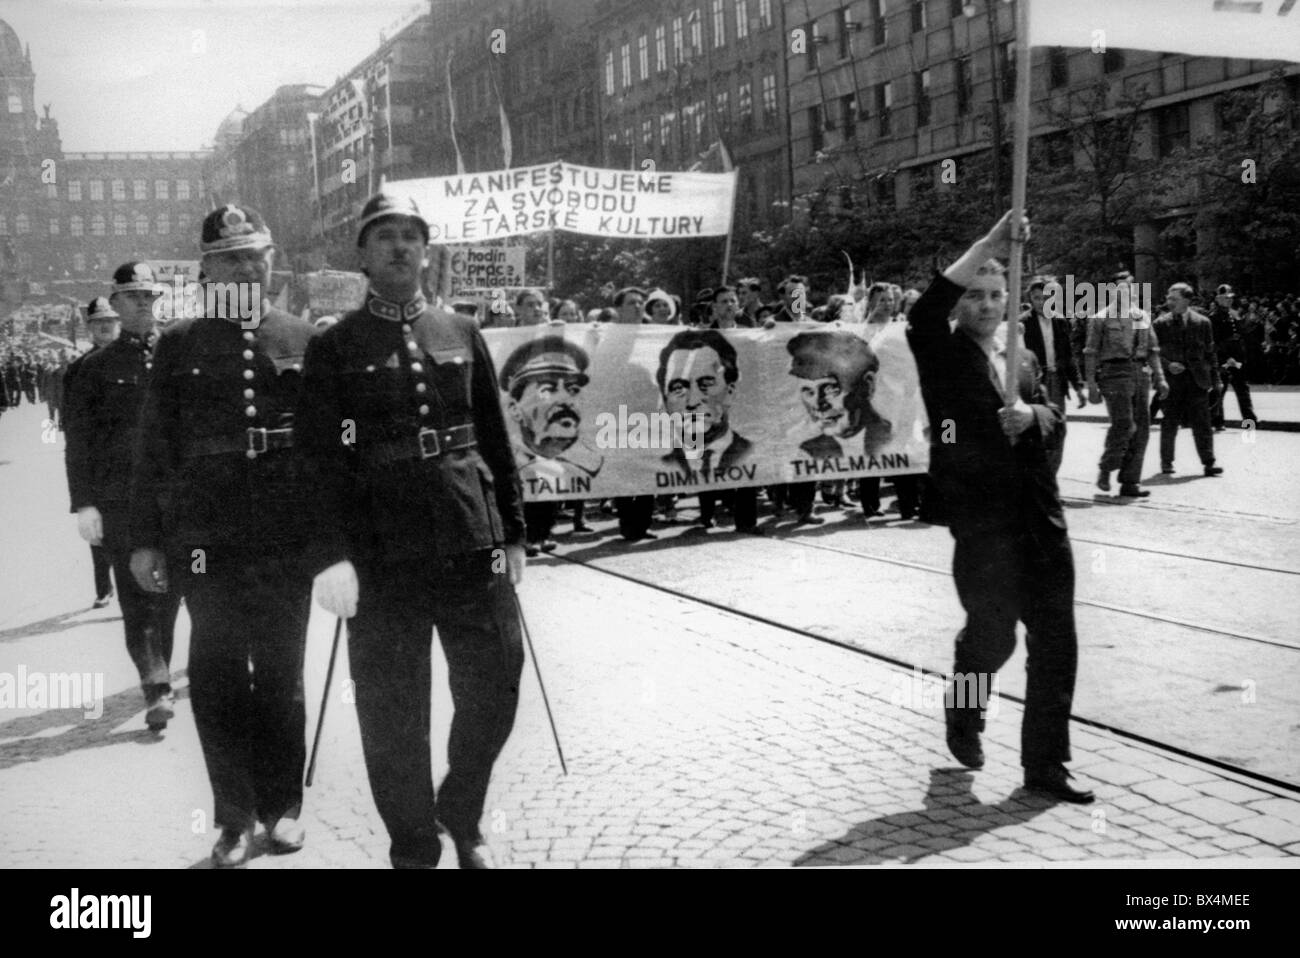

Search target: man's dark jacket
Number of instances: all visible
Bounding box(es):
[907,274,1066,539]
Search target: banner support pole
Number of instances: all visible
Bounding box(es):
[1002,0,1031,408]
[719,168,737,286]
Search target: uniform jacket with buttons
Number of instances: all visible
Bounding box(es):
[907,273,1065,539]
[63,333,152,547]
[294,294,525,569]
[129,306,317,554]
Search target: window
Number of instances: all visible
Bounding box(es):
[911,1,927,33]
[806,21,819,70]
[605,50,615,94]
[1049,47,1068,89]
[716,90,730,129]
[837,7,853,59]
[620,42,631,89]
[950,0,965,17]
[46,183,57,199]
[16,213,29,234]
[840,93,857,138]
[759,0,772,28]
[877,81,893,135]
[955,57,971,114]
[69,180,81,201]
[49,218,59,235]
[7,92,20,112]
[761,73,777,124]
[157,212,170,235]
[176,179,190,200]
[1157,103,1190,157]
[133,179,146,199]
[735,1,749,39]
[673,17,684,64]
[916,70,932,126]
[178,213,190,234]
[871,0,887,45]
[1,215,11,235]
[660,112,673,148]
[712,0,726,46]
[1103,48,1124,73]
[642,118,654,150]
[638,34,648,81]
[110,179,124,200]
[155,179,169,199]
[73,253,86,272]
[738,81,753,129]
[1001,41,1015,101]
[91,214,105,236]
[135,212,148,235]
[89,179,104,201]
[655,25,667,71]
[809,105,825,154]
[113,212,127,236]
[690,9,703,53]
[70,215,83,237]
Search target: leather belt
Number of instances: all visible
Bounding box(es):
[184,427,294,460]
[1101,357,1136,365]
[367,423,477,464]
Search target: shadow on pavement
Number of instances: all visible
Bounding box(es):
[0,609,123,643]
[0,672,190,771]
[793,767,1053,867]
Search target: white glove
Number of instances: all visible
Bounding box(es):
[313,560,358,619]
[77,506,103,545]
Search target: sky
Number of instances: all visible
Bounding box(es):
[0,0,428,152]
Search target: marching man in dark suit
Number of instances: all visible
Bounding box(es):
[1019,277,1084,475]
[296,193,527,869]
[907,211,1093,804]
[130,205,318,866]
[1154,283,1222,477]
[64,271,183,730]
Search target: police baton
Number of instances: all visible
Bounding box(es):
[513,591,568,776]
[305,616,344,788]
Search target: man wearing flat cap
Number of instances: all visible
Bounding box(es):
[65,271,183,737]
[295,191,526,869]
[128,206,318,867]
[787,329,892,459]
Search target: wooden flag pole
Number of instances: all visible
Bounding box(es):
[719,167,737,286]
[1002,0,1032,407]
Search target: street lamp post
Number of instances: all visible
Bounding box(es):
[964,0,1013,214]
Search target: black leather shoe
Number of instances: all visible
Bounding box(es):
[795,512,825,526]
[1118,484,1150,498]
[211,828,253,868]
[1024,764,1095,804]
[524,543,541,557]
[1160,464,1174,475]
[736,524,766,536]
[944,707,984,770]
[1096,469,1111,492]
[145,690,175,731]
[1204,465,1224,476]
[452,837,496,869]
[92,587,114,609]
[266,816,306,854]
[539,539,558,553]
[695,518,715,529]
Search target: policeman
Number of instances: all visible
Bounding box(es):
[65,301,122,607]
[297,192,527,870]
[129,205,318,867]
[64,276,183,727]
[1083,275,1168,498]
[1209,284,1257,429]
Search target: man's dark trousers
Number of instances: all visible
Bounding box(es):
[106,549,180,695]
[1212,365,1256,426]
[1160,372,1214,467]
[348,550,524,866]
[178,549,311,833]
[949,521,1078,767]
[1097,362,1152,486]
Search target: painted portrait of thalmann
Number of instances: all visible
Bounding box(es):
[498,335,604,482]
[655,328,751,477]
[787,329,893,458]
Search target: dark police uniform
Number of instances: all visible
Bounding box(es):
[63,335,114,602]
[294,193,526,869]
[129,206,318,846]
[64,281,182,722]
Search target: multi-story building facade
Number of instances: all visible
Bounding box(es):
[313,12,439,268]
[233,85,324,272]
[786,0,1300,284]
[591,0,791,234]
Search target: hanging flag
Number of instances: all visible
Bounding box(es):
[446,54,467,175]
[1029,0,1299,63]
[487,59,513,169]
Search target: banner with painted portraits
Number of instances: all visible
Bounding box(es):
[483,321,931,502]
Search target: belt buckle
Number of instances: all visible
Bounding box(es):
[246,427,268,456]
[417,428,440,459]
